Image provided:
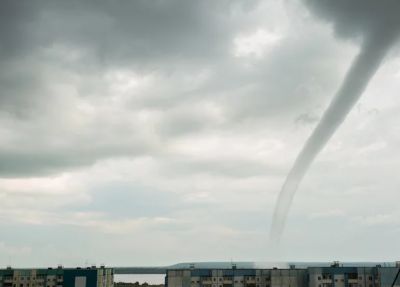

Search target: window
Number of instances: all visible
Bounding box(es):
[348,274,358,280]
[318,277,321,280]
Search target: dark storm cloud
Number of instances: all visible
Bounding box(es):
[0,0,252,110]
[6,0,258,66]
[0,1,44,113]
[1,0,319,179]
[0,1,36,60]
[0,0,261,176]
[304,0,400,40]
[2,0,384,180]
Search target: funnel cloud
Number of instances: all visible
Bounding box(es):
[270,0,400,243]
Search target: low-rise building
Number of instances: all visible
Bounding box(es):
[0,266,113,287]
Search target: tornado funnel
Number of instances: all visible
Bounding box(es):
[270,28,399,244]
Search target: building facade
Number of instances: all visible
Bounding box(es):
[166,264,400,287]
[0,266,113,287]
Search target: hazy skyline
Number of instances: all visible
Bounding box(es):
[1,0,400,267]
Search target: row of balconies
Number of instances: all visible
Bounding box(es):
[198,277,268,282]
[193,277,270,287]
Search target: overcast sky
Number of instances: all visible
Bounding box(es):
[1,0,400,268]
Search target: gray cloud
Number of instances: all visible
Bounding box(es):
[7,0,259,66]
[0,0,330,177]
[0,0,267,176]
[0,0,233,111]
[304,0,400,40]
[295,113,319,126]
[0,1,37,60]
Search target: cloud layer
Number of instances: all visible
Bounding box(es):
[1,0,400,266]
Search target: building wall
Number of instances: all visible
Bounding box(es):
[379,267,400,287]
[308,266,379,287]
[270,269,307,287]
[167,269,306,287]
[168,270,192,287]
[63,269,98,287]
[0,267,64,287]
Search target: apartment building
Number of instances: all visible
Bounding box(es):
[308,266,379,287]
[0,266,113,287]
[166,263,400,287]
[166,268,307,287]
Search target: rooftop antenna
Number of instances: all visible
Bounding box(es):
[231,259,237,270]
